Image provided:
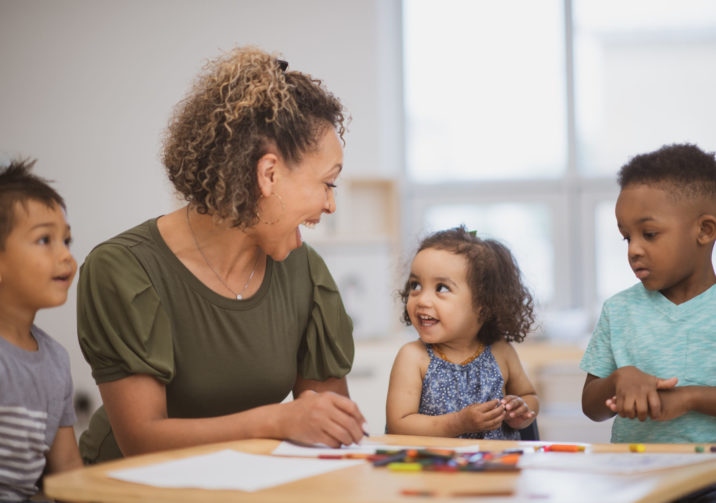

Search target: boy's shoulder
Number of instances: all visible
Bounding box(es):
[603,283,652,310]
[31,325,71,362]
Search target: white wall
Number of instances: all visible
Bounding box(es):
[0,0,403,413]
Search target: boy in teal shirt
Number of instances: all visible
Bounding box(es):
[581,143,716,444]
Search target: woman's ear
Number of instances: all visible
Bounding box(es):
[697,213,716,245]
[256,152,280,197]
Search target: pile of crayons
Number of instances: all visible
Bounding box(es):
[369,448,523,472]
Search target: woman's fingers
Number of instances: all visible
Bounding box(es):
[291,391,366,446]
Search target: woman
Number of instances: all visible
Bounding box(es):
[77,47,367,463]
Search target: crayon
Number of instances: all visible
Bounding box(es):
[694,445,705,453]
[373,451,408,466]
[388,462,423,471]
[318,454,344,459]
[711,446,716,453]
[629,444,646,453]
[495,454,521,465]
[401,489,436,497]
[545,444,585,452]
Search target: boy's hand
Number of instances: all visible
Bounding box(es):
[501,395,536,429]
[459,399,506,433]
[608,366,678,421]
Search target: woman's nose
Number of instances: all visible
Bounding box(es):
[324,189,336,214]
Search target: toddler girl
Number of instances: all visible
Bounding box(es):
[386,226,538,439]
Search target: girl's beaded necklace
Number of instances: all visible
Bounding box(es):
[433,343,485,366]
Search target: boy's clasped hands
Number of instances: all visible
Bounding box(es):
[605,366,682,422]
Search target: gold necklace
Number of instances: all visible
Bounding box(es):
[433,343,485,366]
[186,207,260,300]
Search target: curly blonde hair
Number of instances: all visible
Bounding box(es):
[162,46,346,227]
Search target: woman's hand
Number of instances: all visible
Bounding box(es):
[501,395,536,430]
[281,390,366,447]
[457,399,506,434]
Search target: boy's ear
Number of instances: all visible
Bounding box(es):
[697,214,716,245]
[255,152,281,198]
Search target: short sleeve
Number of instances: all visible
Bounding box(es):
[579,303,617,378]
[298,247,355,380]
[77,243,174,385]
[60,359,77,428]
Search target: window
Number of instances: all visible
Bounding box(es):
[404,0,716,336]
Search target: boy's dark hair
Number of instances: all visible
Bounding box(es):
[0,159,66,250]
[618,143,716,200]
[399,225,535,345]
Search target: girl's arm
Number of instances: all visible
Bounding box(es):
[498,341,539,429]
[386,342,504,437]
[99,373,366,455]
[45,426,82,473]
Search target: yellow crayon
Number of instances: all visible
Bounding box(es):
[629,444,646,453]
[388,462,423,472]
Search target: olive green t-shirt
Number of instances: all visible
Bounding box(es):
[77,218,354,463]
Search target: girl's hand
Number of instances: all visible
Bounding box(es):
[281,390,366,447]
[458,399,506,434]
[501,395,536,429]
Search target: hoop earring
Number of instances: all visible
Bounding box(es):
[257,193,285,225]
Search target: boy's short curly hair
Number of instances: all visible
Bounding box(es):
[618,143,716,201]
[399,226,535,345]
[162,46,346,228]
[0,159,66,251]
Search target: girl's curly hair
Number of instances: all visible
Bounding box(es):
[399,226,535,345]
[162,46,346,228]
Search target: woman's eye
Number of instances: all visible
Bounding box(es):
[325,182,337,190]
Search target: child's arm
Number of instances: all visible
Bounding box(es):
[611,385,716,422]
[386,342,505,437]
[582,367,678,422]
[45,426,82,473]
[495,341,538,430]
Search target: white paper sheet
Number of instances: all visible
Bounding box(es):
[518,452,716,474]
[271,440,481,457]
[108,449,363,492]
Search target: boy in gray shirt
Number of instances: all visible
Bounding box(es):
[0,159,82,502]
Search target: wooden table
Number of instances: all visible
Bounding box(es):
[44,435,716,503]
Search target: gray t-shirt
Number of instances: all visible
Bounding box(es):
[0,325,76,502]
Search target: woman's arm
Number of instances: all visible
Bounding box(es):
[293,374,350,397]
[99,373,366,456]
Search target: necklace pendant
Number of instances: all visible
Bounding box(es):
[236,294,243,300]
